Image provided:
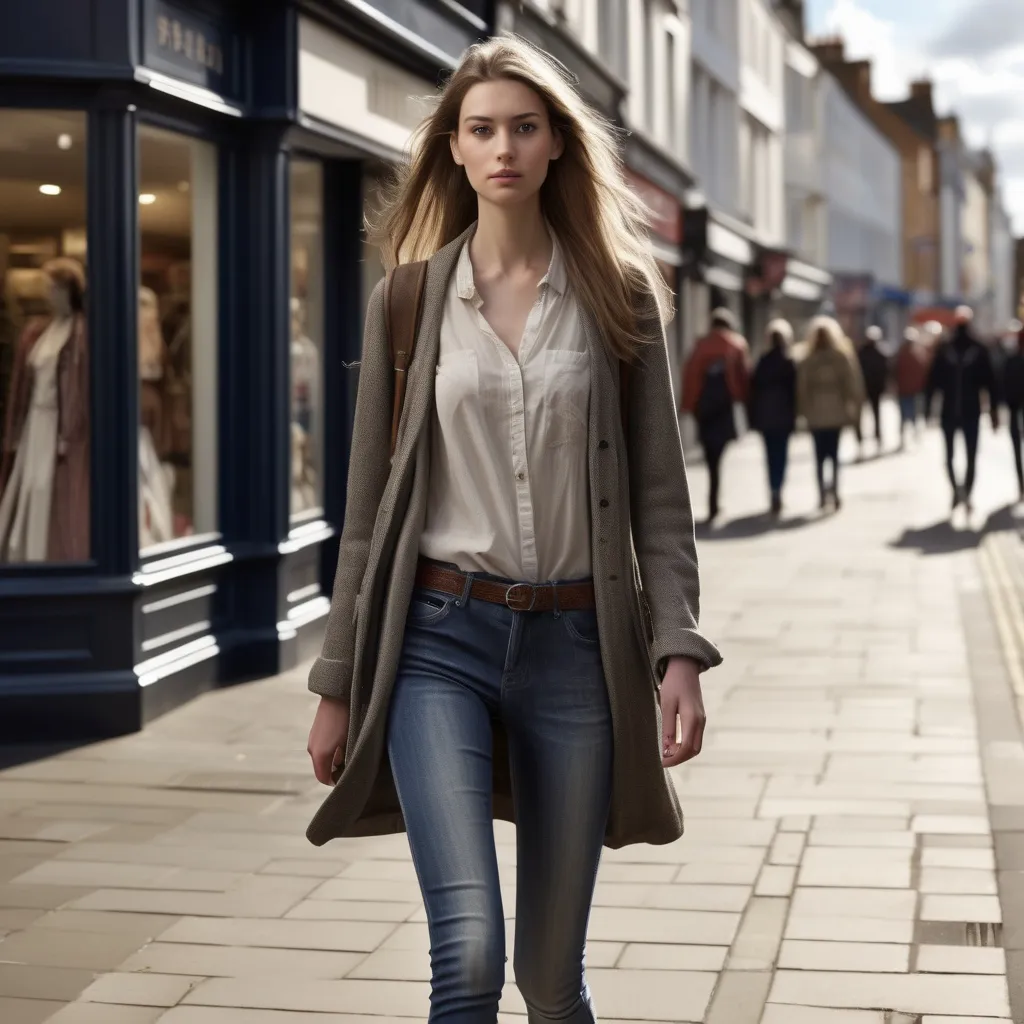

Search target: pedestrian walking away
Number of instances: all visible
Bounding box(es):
[856,325,890,456]
[680,307,750,523]
[894,325,930,449]
[925,306,1000,515]
[1001,323,1024,500]
[304,36,722,1024]
[747,318,796,517]
[797,316,865,512]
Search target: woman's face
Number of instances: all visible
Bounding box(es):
[451,78,564,209]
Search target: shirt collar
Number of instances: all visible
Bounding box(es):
[455,223,567,302]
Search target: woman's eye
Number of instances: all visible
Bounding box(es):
[471,126,491,136]
[517,123,537,133]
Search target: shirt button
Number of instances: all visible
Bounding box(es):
[517,471,525,481]
[599,499,609,508]
[599,440,609,450]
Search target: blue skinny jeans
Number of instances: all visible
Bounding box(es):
[387,578,613,1023]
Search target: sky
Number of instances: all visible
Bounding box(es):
[806,0,1024,235]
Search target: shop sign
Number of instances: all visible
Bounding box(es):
[624,169,682,245]
[746,250,788,297]
[143,0,238,98]
[833,273,873,312]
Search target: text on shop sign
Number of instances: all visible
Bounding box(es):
[156,14,225,75]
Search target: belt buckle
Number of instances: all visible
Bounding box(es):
[505,583,537,612]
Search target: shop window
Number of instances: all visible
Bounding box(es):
[0,110,89,564]
[289,158,324,520]
[138,125,218,552]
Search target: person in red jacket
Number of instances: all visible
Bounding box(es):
[681,308,751,523]
[894,325,930,449]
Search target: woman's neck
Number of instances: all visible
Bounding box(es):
[471,201,551,277]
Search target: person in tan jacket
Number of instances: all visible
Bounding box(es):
[798,316,865,511]
[304,36,720,1024]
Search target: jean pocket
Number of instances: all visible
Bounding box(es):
[406,588,454,627]
[562,608,600,645]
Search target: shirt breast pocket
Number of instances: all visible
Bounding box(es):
[543,349,590,449]
[435,350,480,421]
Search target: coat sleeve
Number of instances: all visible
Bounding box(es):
[308,279,390,703]
[628,306,722,676]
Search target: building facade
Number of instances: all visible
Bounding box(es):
[821,72,903,342]
[0,0,494,738]
[814,43,942,323]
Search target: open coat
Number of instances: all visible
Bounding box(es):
[306,228,722,850]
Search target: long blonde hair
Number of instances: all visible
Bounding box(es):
[372,35,671,361]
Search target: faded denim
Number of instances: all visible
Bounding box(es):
[387,578,613,1024]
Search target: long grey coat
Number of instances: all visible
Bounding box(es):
[306,227,722,849]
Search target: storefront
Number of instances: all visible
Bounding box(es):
[775,256,832,344]
[0,0,492,739]
[681,205,755,346]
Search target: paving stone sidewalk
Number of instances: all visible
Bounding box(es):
[3,407,1024,1024]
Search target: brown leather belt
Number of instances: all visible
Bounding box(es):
[415,559,596,612]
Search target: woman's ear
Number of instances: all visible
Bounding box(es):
[450,132,464,167]
[550,127,565,161]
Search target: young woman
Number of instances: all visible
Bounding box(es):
[305,37,721,1024]
[797,316,865,512]
[748,318,796,517]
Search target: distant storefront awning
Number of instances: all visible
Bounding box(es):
[874,284,912,306]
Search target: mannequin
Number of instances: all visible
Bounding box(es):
[138,287,175,548]
[0,258,89,562]
[290,297,319,514]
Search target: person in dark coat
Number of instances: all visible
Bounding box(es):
[925,307,1000,514]
[856,325,890,455]
[1001,325,1024,499]
[681,308,751,523]
[748,318,797,517]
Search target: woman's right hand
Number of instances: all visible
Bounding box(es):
[307,696,350,785]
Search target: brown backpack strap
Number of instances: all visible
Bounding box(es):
[385,260,429,458]
[619,359,630,438]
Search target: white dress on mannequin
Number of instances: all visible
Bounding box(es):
[0,317,73,562]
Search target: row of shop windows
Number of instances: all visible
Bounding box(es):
[0,109,345,566]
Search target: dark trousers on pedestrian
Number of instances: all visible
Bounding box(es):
[762,429,790,500]
[942,418,980,501]
[855,393,883,446]
[703,440,728,520]
[899,394,920,442]
[812,428,841,502]
[1009,406,1024,493]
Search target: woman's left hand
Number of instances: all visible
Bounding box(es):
[660,656,706,768]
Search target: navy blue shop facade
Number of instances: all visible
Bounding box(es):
[0,0,493,740]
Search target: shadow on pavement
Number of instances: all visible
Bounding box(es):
[889,503,1021,555]
[696,511,817,541]
[0,742,82,773]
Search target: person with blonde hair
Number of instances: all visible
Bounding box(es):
[797,316,865,511]
[305,36,721,1023]
[747,317,796,516]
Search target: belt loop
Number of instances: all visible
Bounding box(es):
[456,570,474,609]
[552,584,561,619]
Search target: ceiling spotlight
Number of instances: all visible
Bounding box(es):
[139,194,157,205]
[39,184,62,196]
[57,134,73,151]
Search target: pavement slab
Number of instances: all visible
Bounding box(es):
[4,415,1024,1021]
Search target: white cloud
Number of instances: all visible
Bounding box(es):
[815,0,1024,234]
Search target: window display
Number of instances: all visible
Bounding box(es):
[0,110,89,563]
[138,125,218,551]
[289,159,324,519]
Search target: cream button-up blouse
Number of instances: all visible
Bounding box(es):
[419,233,592,584]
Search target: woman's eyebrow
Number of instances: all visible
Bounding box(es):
[463,112,542,123]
